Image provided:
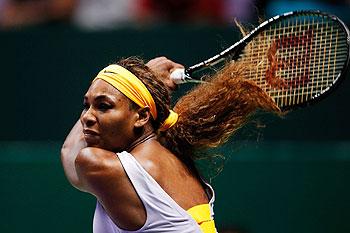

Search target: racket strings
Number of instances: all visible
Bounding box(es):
[237,15,348,108]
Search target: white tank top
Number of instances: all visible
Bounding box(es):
[93,151,215,233]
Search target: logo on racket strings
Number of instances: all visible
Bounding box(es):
[266,29,313,89]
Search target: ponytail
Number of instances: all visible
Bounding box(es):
[163,62,281,160]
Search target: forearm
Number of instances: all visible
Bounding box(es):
[61,119,86,188]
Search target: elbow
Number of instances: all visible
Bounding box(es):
[74,147,102,191]
[61,145,80,189]
[60,143,68,162]
[60,140,75,163]
[60,144,83,190]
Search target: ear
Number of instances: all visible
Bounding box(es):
[134,107,151,128]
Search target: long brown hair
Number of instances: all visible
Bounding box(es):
[116,57,281,173]
[163,62,281,160]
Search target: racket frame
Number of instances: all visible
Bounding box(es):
[184,10,350,110]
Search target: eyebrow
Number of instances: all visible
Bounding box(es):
[84,94,115,102]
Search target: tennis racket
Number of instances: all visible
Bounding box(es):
[170,10,350,110]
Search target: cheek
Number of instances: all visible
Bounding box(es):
[98,121,126,150]
[100,111,136,143]
[105,121,126,136]
[101,118,123,137]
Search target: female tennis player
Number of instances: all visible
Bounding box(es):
[61,56,280,233]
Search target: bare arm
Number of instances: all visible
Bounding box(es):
[61,119,86,189]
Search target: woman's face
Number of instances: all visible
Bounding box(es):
[81,79,139,152]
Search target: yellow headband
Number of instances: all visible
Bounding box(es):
[159,110,179,132]
[93,64,158,119]
[93,64,178,131]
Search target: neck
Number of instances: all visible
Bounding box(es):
[126,130,156,152]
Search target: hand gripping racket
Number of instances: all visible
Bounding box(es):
[170,10,350,110]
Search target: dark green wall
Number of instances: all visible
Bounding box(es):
[1,25,350,141]
[1,25,349,233]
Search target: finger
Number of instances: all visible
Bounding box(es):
[169,62,184,73]
[146,56,168,67]
[157,59,184,72]
[164,79,178,91]
[147,56,184,71]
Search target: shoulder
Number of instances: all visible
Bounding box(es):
[74,147,124,193]
[131,140,177,185]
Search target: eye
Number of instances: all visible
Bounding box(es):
[82,101,89,111]
[98,102,111,111]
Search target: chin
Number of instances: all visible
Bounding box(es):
[85,139,102,148]
[85,139,125,153]
[84,135,101,147]
[86,142,100,148]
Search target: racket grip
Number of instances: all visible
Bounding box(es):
[170,68,187,84]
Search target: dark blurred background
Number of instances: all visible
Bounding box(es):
[0,0,349,233]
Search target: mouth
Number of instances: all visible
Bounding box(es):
[83,129,100,145]
[83,129,99,136]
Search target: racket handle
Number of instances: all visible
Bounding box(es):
[170,68,204,84]
[170,68,187,84]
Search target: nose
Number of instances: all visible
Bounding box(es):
[81,108,97,127]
